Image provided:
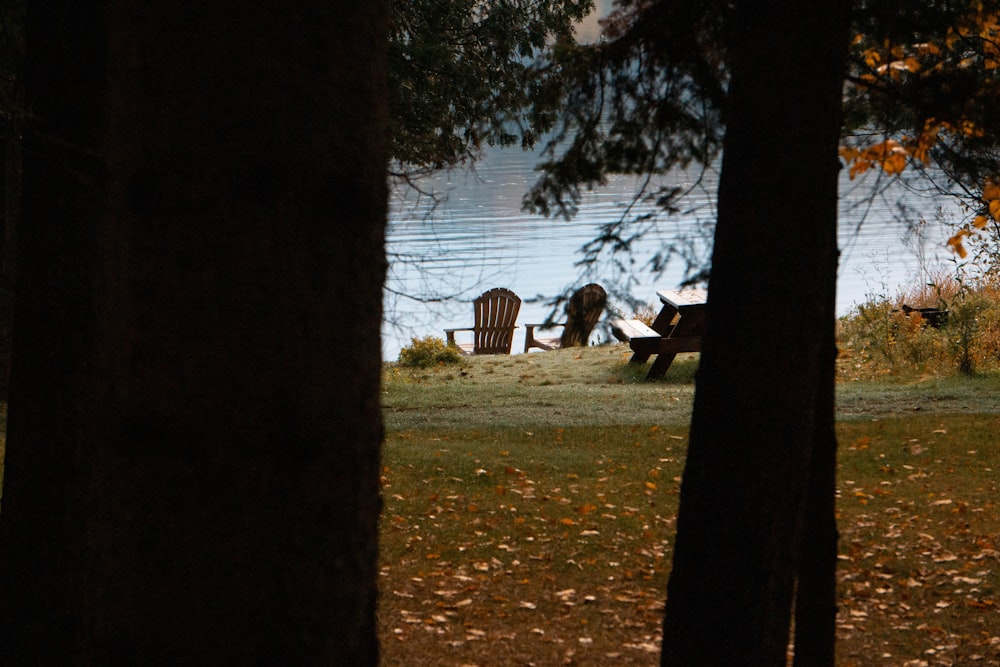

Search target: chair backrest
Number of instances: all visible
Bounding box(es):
[473,288,521,354]
[559,283,607,347]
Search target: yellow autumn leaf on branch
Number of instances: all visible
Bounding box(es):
[989,199,1000,221]
[916,41,941,56]
[982,183,1000,200]
[947,229,971,258]
[960,120,984,138]
[910,122,942,163]
[848,160,871,179]
[948,239,969,258]
[945,28,957,50]
[882,152,907,174]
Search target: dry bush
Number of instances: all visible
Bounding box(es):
[633,304,659,327]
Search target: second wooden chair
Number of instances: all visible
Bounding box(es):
[524,283,607,352]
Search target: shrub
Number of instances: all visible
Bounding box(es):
[838,272,1000,378]
[397,336,463,368]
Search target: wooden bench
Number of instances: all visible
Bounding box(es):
[611,318,660,347]
[612,318,702,355]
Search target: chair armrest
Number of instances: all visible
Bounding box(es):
[524,322,565,352]
[443,327,474,346]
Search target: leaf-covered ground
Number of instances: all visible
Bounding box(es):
[835,417,1000,667]
[380,425,679,666]
[380,346,1000,666]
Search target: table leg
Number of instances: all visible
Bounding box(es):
[646,352,677,380]
[629,350,652,365]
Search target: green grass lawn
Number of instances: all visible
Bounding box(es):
[380,345,1000,666]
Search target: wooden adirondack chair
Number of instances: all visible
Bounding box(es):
[444,287,522,354]
[524,283,607,352]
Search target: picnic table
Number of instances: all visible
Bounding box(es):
[611,289,707,380]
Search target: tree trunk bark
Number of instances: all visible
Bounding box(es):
[660,1,849,664]
[0,2,389,664]
[792,344,839,667]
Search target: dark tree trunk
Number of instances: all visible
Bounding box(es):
[792,346,839,667]
[0,114,17,399]
[0,2,389,664]
[660,1,849,664]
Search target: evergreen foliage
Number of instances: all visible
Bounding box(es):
[524,0,729,221]
[390,0,593,175]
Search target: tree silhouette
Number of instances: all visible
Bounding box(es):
[526,0,849,662]
[658,1,849,663]
[0,2,388,663]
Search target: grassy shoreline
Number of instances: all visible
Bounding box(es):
[380,344,1000,666]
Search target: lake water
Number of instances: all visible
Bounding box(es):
[382,2,960,361]
[384,146,960,361]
